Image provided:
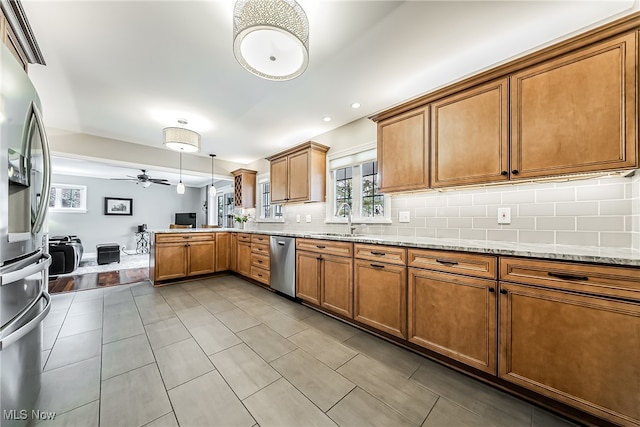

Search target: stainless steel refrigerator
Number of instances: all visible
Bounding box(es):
[0,41,52,426]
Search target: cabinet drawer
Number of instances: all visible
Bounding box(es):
[156,233,215,243]
[251,234,270,245]
[355,244,406,266]
[499,257,640,301]
[238,233,252,243]
[251,252,270,269]
[250,266,270,285]
[251,242,270,256]
[296,239,353,257]
[408,249,496,279]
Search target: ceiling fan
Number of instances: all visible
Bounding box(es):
[111,169,170,187]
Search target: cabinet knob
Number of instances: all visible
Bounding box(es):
[488,287,495,293]
[511,169,519,175]
[500,171,508,176]
[499,289,507,295]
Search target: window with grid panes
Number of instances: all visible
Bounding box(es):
[335,167,353,217]
[259,181,282,220]
[361,161,384,218]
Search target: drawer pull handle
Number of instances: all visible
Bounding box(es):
[258,274,262,277]
[500,289,507,295]
[182,236,192,239]
[548,272,589,281]
[436,259,458,266]
[257,260,262,263]
[316,245,326,249]
[370,263,385,269]
[488,287,495,293]
[370,251,386,256]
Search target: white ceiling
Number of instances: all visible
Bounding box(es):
[22,0,638,175]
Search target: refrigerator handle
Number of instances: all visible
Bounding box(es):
[0,253,50,286]
[0,290,51,350]
[30,102,52,235]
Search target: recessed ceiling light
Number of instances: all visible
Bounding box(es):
[323,116,332,122]
[351,102,361,109]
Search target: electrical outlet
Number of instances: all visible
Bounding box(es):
[305,214,312,223]
[497,207,511,224]
[399,211,410,223]
[296,214,300,223]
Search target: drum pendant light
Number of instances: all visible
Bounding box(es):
[209,154,217,198]
[177,152,185,194]
[233,0,309,81]
[164,119,201,153]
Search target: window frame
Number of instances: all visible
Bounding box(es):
[257,175,284,223]
[48,183,87,213]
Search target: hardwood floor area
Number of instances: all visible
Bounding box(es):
[48,268,149,293]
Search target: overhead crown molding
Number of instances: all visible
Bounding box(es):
[1,0,45,65]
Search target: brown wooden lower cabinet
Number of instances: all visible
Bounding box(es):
[296,250,321,305]
[215,232,230,272]
[237,241,252,277]
[154,242,188,281]
[321,254,353,318]
[229,233,237,272]
[153,233,215,282]
[186,241,216,276]
[499,282,640,426]
[354,259,407,339]
[408,268,497,374]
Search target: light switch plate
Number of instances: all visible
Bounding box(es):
[399,211,410,223]
[296,214,300,223]
[497,207,511,224]
[305,214,312,223]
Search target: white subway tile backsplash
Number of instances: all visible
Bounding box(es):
[508,217,536,230]
[519,203,555,217]
[416,227,437,238]
[501,190,535,204]
[600,232,632,248]
[436,206,460,218]
[536,187,575,203]
[576,184,625,201]
[405,197,426,208]
[599,200,633,215]
[460,229,487,240]
[519,231,555,244]
[577,217,625,232]
[448,218,472,228]
[473,217,500,229]
[459,206,486,217]
[436,228,460,239]
[556,231,599,246]
[472,192,502,206]
[556,201,598,216]
[536,217,575,231]
[447,194,473,207]
[487,230,518,242]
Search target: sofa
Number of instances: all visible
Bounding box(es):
[49,235,83,276]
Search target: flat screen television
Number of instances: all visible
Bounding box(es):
[175,212,197,228]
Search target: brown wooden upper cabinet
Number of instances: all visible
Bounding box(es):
[510,32,637,179]
[431,78,509,188]
[266,141,329,203]
[377,107,429,193]
[232,169,257,208]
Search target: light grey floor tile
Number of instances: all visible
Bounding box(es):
[215,308,261,332]
[270,299,315,320]
[410,360,533,427]
[186,287,219,300]
[103,287,134,307]
[72,288,104,302]
[103,298,138,318]
[271,349,355,411]
[328,387,415,427]
[137,301,176,325]
[58,312,102,338]
[155,338,214,389]
[179,281,205,291]
[169,371,255,427]
[134,293,168,307]
[165,294,200,311]
[50,293,74,311]
[200,294,238,314]
[36,357,101,415]
[158,285,189,299]
[45,329,102,371]
[210,343,281,399]
[288,328,357,369]
[103,310,145,344]
[174,305,218,330]
[144,317,191,349]
[102,333,155,379]
[41,350,50,370]
[43,309,68,328]
[343,331,423,378]
[256,309,309,338]
[234,298,276,317]
[43,324,61,351]
[532,407,577,427]
[35,400,99,427]
[302,311,359,343]
[422,397,496,427]
[338,354,438,425]
[100,363,172,427]
[143,412,179,427]
[189,318,242,355]
[67,298,103,316]
[243,378,337,427]
[237,324,297,362]
[130,281,156,297]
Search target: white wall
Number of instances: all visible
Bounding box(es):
[49,174,203,255]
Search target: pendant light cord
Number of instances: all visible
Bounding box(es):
[179,152,183,182]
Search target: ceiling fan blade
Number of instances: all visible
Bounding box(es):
[111,178,138,181]
[149,178,169,183]
[152,181,171,186]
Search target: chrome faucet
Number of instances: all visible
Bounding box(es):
[336,202,357,235]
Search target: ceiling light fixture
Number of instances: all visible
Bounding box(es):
[209,154,217,198]
[177,152,185,195]
[163,119,200,153]
[233,0,309,81]
[323,116,331,122]
[351,102,361,109]
[141,181,152,188]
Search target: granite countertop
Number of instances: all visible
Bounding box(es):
[150,228,640,267]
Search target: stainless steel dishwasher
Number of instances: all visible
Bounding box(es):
[270,236,296,298]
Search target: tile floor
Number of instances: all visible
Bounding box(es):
[38,275,577,427]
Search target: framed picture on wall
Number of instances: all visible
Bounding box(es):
[104,197,133,216]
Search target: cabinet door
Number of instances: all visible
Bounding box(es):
[237,242,252,277]
[431,78,509,187]
[155,243,187,281]
[354,260,407,339]
[296,251,320,305]
[499,282,640,426]
[511,33,637,179]
[270,156,289,203]
[377,107,429,193]
[287,149,310,202]
[321,255,353,319]
[187,241,215,276]
[408,269,497,374]
[230,233,238,272]
[215,233,230,272]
